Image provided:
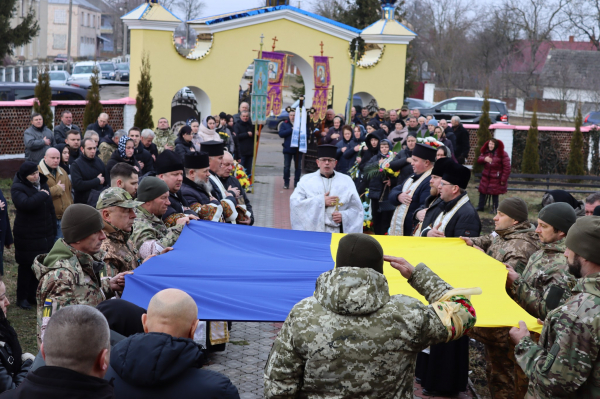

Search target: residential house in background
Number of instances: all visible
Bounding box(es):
[47,0,102,58]
[10,0,49,61]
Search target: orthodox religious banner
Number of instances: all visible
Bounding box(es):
[312,55,331,123]
[123,220,541,333]
[261,51,287,117]
[251,58,269,124]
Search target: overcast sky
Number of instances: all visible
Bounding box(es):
[200,0,319,18]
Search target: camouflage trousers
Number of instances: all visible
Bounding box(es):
[469,327,530,399]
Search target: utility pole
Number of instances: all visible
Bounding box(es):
[66,0,73,73]
[122,6,128,57]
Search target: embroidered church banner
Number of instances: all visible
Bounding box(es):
[251,58,269,124]
[261,51,286,117]
[122,221,541,333]
[312,56,330,123]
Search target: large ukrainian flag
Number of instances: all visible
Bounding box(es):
[122,220,541,333]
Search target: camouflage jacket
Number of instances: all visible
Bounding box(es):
[98,141,117,164]
[32,239,114,343]
[471,221,540,271]
[154,128,175,154]
[263,265,476,399]
[130,206,183,252]
[515,273,600,398]
[509,238,576,320]
[100,222,140,277]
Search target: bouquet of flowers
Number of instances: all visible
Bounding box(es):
[364,152,399,180]
[361,190,373,233]
[218,130,230,145]
[417,136,443,149]
[232,162,251,189]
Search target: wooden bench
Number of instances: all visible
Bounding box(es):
[474,173,600,194]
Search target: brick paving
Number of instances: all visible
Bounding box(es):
[204,160,474,398]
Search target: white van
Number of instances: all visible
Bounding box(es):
[70,61,99,81]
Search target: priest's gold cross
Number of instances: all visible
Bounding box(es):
[333,198,344,211]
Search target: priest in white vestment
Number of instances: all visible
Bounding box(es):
[290,145,363,233]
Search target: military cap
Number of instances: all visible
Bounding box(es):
[96,187,144,210]
[62,204,104,244]
[401,105,409,111]
[538,202,577,234]
[336,233,384,274]
[498,197,528,222]
[137,176,169,202]
[566,216,600,264]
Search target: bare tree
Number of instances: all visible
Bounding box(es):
[172,0,205,21]
[311,0,343,19]
[503,0,568,96]
[566,0,600,50]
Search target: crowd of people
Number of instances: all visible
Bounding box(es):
[0,102,598,398]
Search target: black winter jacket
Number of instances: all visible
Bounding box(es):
[10,173,56,267]
[452,124,470,163]
[70,154,108,204]
[174,137,194,162]
[0,366,115,399]
[181,178,219,208]
[53,122,81,145]
[389,148,414,184]
[233,119,255,157]
[87,122,114,139]
[335,137,357,174]
[104,332,239,399]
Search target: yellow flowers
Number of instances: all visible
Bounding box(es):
[232,162,251,189]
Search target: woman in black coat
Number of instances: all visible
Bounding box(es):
[0,189,13,276]
[365,139,397,235]
[335,125,357,174]
[389,133,417,184]
[55,143,70,175]
[10,162,56,310]
[0,278,34,393]
[106,136,141,178]
[174,125,196,162]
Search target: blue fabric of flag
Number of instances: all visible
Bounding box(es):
[121,221,334,321]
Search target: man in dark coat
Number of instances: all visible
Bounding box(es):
[53,110,81,144]
[104,289,240,399]
[420,162,480,238]
[0,188,13,276]
[451,116,470,165]
[71,138,108,204]
[369,108,387,130]
[388,143,436,236]
[233,111,255,177]
[278,110,301,189]
[0,305,116,399]
[10,162,56,310]
[181,152,223,222]
[129,128,153,174]
[86,113,114,139]
[218,152,254,225]
[65,130,82,165]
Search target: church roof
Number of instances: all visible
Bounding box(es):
[121,2,181,22]
[361,18,416,37]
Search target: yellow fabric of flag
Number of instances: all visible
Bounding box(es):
[330,234,542,333]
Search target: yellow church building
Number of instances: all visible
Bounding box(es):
[122,0,415,122]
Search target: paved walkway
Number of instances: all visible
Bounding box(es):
[204,171,474,399]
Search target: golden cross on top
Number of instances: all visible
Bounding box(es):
[333,198,344,212]
[271,36,278,51]
[320,41,324,56]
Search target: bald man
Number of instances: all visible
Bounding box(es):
[39,147,73,239]
[87,112,115,139]
[105,289,240,399]
[217,152,253,225]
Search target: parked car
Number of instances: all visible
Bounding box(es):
[0,83,87,101]
[416,97,509,124]
[244,64,254,79]
[70,61,99,81]
[33,70,71,85]
[98,62,117,80]
[114,63,129,81]
[53,54,73,63]
[583,111,600,126]
[404,97,433,110]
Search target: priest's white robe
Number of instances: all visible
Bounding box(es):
[290,171,363,233]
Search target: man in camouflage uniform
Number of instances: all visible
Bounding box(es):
[96,187,143,278]
[462,197,540,399]
[510,216,600,398]
[264,234,477,399]
[130,177,191,259]
[32,204,129,345]
[507,202,577,320]
[98,129,125,164]
[154,117,175,154]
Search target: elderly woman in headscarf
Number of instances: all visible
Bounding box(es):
[175,125,196,162]
[106,135,140,177]
[198,116,223,143]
